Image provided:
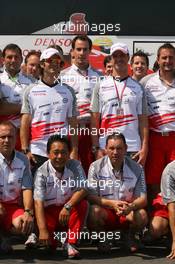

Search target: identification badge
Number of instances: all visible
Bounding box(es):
[117,108,124,116]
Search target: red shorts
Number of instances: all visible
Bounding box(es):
[0,203,24,231]
[103,208,128,230]
[145,131,175,184]
[151,194,168,219]
[78,125,94,176]
[44,200,88,246]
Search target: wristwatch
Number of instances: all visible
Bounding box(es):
[21,148,30,155]
[64,203,72,212]
[24,209,34,217]
[91,146,99,154]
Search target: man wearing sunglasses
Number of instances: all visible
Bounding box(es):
[20,47,78,174]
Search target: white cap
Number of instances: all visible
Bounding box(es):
[40,48,64,61]
[110,42,129,56]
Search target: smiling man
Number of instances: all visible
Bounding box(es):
[90,42,148,166]
[20,47,78,174]
[34,134,88,259]
[131,51,149,82]
[0,44,34,149]
[141,43,175,203]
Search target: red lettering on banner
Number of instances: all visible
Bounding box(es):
[34,38,42,46]
[34,38,72,48]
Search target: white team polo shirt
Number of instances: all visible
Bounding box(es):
[88,155,146,202]
[34,159,86,207]
[21,80,77,157]
[61,64,102,122]
[0,152,32,203]
[90,76,144,151]
[141,72,175,132]
[0,70,33,127]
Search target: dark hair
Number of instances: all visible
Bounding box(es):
[157,43,175,58]
[71,35,92,50]
[130,50,149,67]
[103,55,112,68]
[3,43,22,58]
[152,60,159,72]
[47,134,70,153]
[106,132,126,146]
[24,50,41,64]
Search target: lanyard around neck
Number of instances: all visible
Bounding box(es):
[113,78,127,106]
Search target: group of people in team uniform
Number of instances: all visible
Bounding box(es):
[0,35,175,260]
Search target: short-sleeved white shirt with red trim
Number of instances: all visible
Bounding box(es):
[90,76,144,151]
[141,72,175,132]
[61,64,102,122]
[0,71,33,127]
[21,80,77,157]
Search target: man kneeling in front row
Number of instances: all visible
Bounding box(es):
[0,121,34,252]
[34,135,88,259]
[87,132,148,252]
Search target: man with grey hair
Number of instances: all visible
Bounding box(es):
[0,120,33,252]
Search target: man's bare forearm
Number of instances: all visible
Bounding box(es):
[168,203,175,242]
[35,200,48,231]
[91,112,100,147]
[20,114,32,149]
[138,114,149,151]
[68,116,78,151]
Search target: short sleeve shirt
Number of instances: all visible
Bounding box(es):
[34,159,87,207]
[141,72,175,132]
[88,155,146,202]
[0,151,33,204]
[161,160,175,204]
[21,80,77,157]
[61,64,102,122]
[90,76,145,151]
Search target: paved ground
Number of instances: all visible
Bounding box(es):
[0,239,172,264]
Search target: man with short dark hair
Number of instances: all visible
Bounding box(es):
[61,35,102,175]
[103,55,113,76]
[0,44,33,128]
[141,43,175,201]
[87,132,147,252]
[0,44,35,150]
[34,134,88,258]
[130,51,149,82]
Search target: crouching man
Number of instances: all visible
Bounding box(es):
[34,135,88,259]
[87,132,147,252]
[0,121,33,252]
